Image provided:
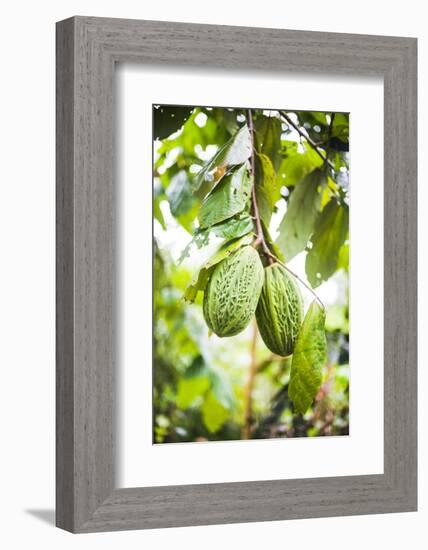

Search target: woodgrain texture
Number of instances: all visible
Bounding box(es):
[56,16,417,533]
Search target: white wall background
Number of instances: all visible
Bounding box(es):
[0,1,424,548]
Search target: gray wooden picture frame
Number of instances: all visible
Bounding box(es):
[56,16,417,533]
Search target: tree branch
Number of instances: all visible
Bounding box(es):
[247,109,274,264]
[247,110,325,308]
[280,111,335,171]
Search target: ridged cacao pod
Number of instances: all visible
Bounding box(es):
[203,246,264,337]
[256,263,303,356]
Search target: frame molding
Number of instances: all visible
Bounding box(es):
[56,16,417,533]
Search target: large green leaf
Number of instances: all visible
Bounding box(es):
[255,153,279,225]
[305,200,349,287]
[276,169,325,261]
[289,300,327,414]
[153,105,194,140]
[198,164,251,229]
[193,124,251,190]
[254,115,282,171]
[184,234,253,302]
[277,141,324,188]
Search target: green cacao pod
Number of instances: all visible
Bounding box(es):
[256,263,304,356]
[203,246,264,337]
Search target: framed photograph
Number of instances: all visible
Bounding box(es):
[56,16,417,532]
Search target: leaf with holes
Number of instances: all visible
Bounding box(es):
[305,200,349,287]
[184,234,253,302]
[193,124,251,190]
[198,164,252,229]
[209,212,254,241]
[178,212,253,266]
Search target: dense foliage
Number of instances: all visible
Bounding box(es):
[153,105,349,443]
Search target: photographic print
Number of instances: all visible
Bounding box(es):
[153,105,349,444]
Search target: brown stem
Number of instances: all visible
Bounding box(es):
[248,110,324,308]
[247,109,274,264]
[242,320,259,439]
[280,111,335,171]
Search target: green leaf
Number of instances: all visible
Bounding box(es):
[210,213,254,240]
[184,266,214,303]
[254,115,282,171]
[184,234,253,302]
[178,213,254,264]
[201,391,230,433]
[276,169,325,261]
[166,170,194,217]
[153,105,194,140]
[203,234,253,268]
[277,141,324,187]
[305,200,349,287]
[198,164,251,229]
[193,125,251,190]
[255,153,279,225]
[177,230,211,264]
[289,301,327,414]
[210,107,241,136]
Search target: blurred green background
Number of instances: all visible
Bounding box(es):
[153,105,349,443]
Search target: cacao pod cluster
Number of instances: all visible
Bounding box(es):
[202,245,304,356]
